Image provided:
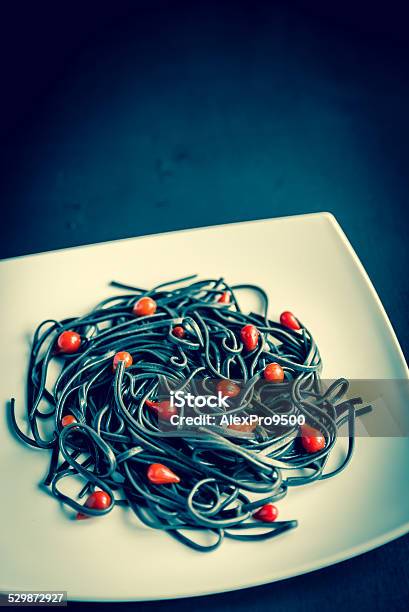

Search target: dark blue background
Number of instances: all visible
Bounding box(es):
[1,1,408,609]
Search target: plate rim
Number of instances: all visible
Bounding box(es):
[72,524,409,602]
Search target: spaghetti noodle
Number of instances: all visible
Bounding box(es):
[9,275,369,551]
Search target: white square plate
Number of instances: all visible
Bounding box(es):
[1,212,408,601]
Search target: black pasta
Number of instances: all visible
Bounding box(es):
[9,275,370,552]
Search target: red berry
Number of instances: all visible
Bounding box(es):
[57,330,81,354]
[145,399,177,421]
[113,351,133,369]
[172,326,185,339]
[217,379,240,398]
[61,414,77,427]
[253,503,279,523]
[217,291,231,304]
[85,490,111,509]
[263,363,284,383]
[300,424,326,453]
[76,490,111,520]
[147,463,180,485]
[133,297,157,317]
[280,311,301,331]
[240,324,259,351]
